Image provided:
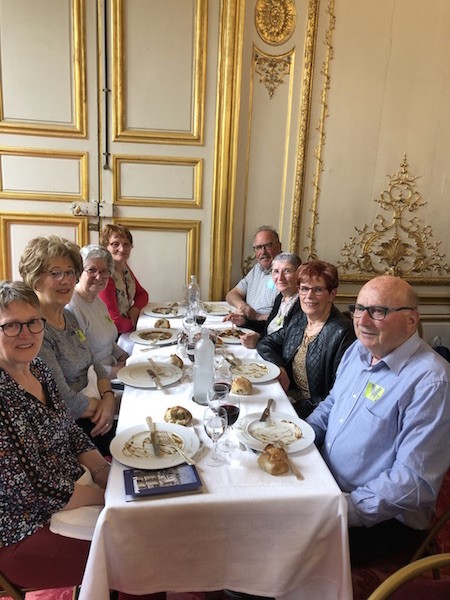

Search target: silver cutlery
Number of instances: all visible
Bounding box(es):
[276,440,303,480]
[146,416,161,457]
[158,431,196,465]
[259,398,274,422]
[147,368,163,391]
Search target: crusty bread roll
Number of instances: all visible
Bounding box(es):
[154,318,170,328]
[231,376,253,395]
[257,444,289,475]
[169,354,184,368]
[164,406,193,426]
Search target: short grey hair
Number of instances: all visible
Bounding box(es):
[272,252,301,269]
[80,244,114,273]
[0,280,41,312]
[254,225,280,243]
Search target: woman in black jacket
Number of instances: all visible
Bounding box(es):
[257,260,356,418]
[225,252,302,348]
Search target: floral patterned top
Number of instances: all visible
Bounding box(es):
[0,358,95,546]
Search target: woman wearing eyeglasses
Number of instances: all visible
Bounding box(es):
[19,236,117,454]
[225,252,302,349]
[67,245,129,379]
[98,224,149,334]
[257,260,356,418]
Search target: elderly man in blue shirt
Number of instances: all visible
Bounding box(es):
[307,275,450,566]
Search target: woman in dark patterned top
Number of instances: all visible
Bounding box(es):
[0,281,108,588]
[0,282,166,600]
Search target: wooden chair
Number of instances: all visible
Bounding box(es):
[366,553,450,600]
[0,571,25,600]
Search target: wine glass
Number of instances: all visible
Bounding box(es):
[193,301,207,327]
[217,394,241,453]
[207,381,231,411]
[203,406,228,467]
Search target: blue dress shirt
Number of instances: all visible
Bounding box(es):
[307,332,450,529]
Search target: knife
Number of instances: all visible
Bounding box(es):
[260,398,274,422]
[147,368,163,391]
[146,416,161,457]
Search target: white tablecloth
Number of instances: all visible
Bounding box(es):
[79,307,352,600]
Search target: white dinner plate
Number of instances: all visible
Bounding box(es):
[204,302,231,316]
[117,362,182,388]
[229,359,280,383]
[215,326,253,344]
[234,411,315,453]
[129,328,178,346]
[142,302,185,318]
[110,423,200,469]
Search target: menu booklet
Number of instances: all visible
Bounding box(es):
[124,464,202,501]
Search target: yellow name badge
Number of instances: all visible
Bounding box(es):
[75,328,86,342]
[105,314,114,324]
[364,382,385,402]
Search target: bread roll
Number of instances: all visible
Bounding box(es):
[231,376,253,395]
[169,354,184,368]
[154,318,170,328]
[257,444,289,475]
[164,406,193,426]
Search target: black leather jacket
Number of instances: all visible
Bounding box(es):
[245,294,301,335]
[256,304,356,417]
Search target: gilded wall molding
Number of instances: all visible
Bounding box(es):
[339,156,450,284]
[254,47,293,99]
[255,0,297,46]
[0,213,88,279]
[303,0,335,260]
[0,0,87,138]
[112,0,207,145]
[0,147,88,201]
[209,0,245,300]
[111,217,200,284]
[290,0,320,253]
[112,155,203,208]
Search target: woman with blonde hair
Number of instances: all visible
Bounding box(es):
[19,236,117,454]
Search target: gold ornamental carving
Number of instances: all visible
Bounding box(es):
[255,0,297,46]
[339,156,450,282]
[254,47,293,99]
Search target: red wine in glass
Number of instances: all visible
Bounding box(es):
[195,314,206,325]
[222,403,240,426]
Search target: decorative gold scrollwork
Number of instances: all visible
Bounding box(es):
[255,0,297,46]
[254,48,293,99]
[339,155,450,279]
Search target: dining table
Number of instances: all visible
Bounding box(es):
[79,302,352,600]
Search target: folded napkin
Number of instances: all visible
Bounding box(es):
[80,364,100,400]
[50,466,103,541]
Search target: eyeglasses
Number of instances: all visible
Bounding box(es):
[271,268,295,276]
[84,268,111,278]
[348,304,416,321]
[298,285,328,295]
[46,269,77,281]
[0,318,46,337]
[253,242,275,252]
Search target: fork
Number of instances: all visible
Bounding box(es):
[158,432,196,465]
[275,440,303,480]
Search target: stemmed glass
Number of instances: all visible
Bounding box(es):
[203,406,228,467]
[217,395,241,453]
[193,301,207,327]
[207,382,231,411]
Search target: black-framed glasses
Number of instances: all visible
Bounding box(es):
[84,268,111,278]
[252,242,274,252]
[46,269,77,281]
[298,285,328,295]
[0,318,46,337]
[348,304,416,321]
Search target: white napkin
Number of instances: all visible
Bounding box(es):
[80,364,100,399]
[50,466,103,541]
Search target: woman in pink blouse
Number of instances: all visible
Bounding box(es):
[98,224,149,334]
